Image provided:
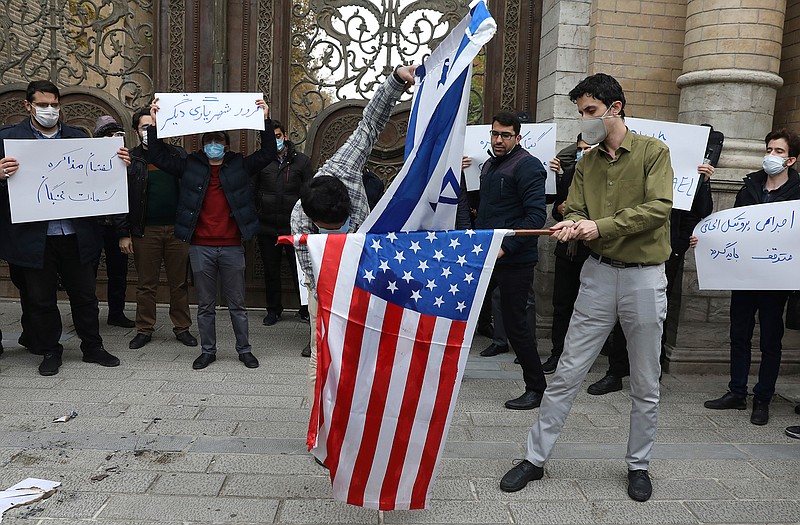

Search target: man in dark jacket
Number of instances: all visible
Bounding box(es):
[474,111,547,410]
[147,97,277,370]
[116,106,197,351]
[704,128,800,426]
[253,120,313,326]
[0,80,129,376]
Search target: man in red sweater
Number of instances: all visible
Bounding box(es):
[147,98,276,369]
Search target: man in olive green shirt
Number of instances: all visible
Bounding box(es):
[500,73,672,502]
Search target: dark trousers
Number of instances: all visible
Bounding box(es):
[488,263,546,394]
[257,234,300,315]
[550,254,587,355]
[19,235,103,356]
[95,225,129,318]
[8,262,31,342]
[729,290,789,403]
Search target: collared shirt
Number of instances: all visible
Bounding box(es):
[29,120,76,236]
[290,73,406,288]
[565,128,673,264]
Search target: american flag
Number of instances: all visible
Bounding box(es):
[304,228,506,510]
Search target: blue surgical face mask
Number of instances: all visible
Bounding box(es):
[576,150,584,161]
[762,154,787,176]
[317,215,351,234]
[204,142,225,160]
[276,138,285,151]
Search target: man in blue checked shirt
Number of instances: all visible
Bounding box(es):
[291,64,417,396]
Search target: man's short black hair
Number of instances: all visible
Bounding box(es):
[568,73,626,118]
[273,120,286,135]
[201,130,230,145]
[576,133,583,143]
[765,129,800,159]
[26,80,60,103]
[132,106,151,129]
[491,111,521,135]
[300,176,351,225]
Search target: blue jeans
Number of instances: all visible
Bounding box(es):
[188,245,250,355]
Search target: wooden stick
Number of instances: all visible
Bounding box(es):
[510,229,554,236]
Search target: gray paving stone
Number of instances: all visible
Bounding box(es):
[383,501,511,523]
[749,459,800,478]
[442,441,523,459]
[0,467,157,494]
[0,448,108,470]
[0,431,192,453]
[111,391,176,405]
[221,473,332,498]
[428,477,475,500]
[0,415,151,435]
[55,378,166,392]
[472,478,581,501]
[0,400,129,418]
[145,418,238,436]
[5,490,108,519]
[171,392,303,408]
[278,499,378,524]
[99,494,279,522]
[149,472,226,496]
[509,500,698,524]
[102,450,215,473]
[577,478,735,501]
[233,420,316,439]
[190,436,306,454]
[435,458,512,479]
[721,478,800,500]
[161,380,308,397]
[199,406,311,422]
[650,459,766,479]
[685,501,800,523]
[209,453,323,475]
[120,404,202,420]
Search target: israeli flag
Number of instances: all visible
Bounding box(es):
[358,0,497,234]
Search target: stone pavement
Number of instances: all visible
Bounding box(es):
[0,298,799,524]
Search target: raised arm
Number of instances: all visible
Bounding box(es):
[146,99,187,177]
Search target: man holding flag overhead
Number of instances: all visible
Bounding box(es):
[288,0,497,510]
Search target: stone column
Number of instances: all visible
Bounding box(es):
[669,0,800,372]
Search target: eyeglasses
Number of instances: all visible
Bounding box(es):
[489,130,515,140]
[31,102,60,109]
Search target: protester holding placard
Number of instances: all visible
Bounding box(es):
[146,97,276,370]
[703,129,800,426]
[0,80,130,376]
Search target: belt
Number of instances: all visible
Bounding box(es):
[590,252,656,269]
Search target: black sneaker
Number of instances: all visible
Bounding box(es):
[541,354,560,375]
[298,307,310,323]
[38,353,63,376]
[263,312,281,326]
[301,343,311,358]
[82,348,120,367]
[785,426,800,439]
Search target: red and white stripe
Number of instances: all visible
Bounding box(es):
[305,232,503,510]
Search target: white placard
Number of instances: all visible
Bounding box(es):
[4,137,128,224]
[693,201,799,290]
[154,92,265,138]
[296,254,309,306]
[626,117,711,211]
[463,123,557,193]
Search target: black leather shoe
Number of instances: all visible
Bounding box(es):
[239,352,259,368]
[627,470,652,502]
[704,392,746,410]
[480,343,509,357]
[38,353,62,376]
[107,315,135,328]
[505,390,542,410]
[751,399,769,425]
[587,374,623,395]
[83,348,120,367]
[176,331,198,347]
[298,307,310,323]
[500,460,543,492]
[129,333,152,349]
[541,354,560,375]
[263,312,281,326]
[301,343,311,358]
[192,353,216,370]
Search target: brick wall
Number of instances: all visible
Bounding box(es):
[586,0,686,121]
[775,0,800,131]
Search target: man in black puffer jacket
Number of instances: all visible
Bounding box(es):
[147,98,277,370]
[253,120,313,327]
[474,111,548,411]
[704,128,800,426]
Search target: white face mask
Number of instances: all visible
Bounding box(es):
[762,154,788,177]
[32,106,60,129]
[140,126,149,147]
